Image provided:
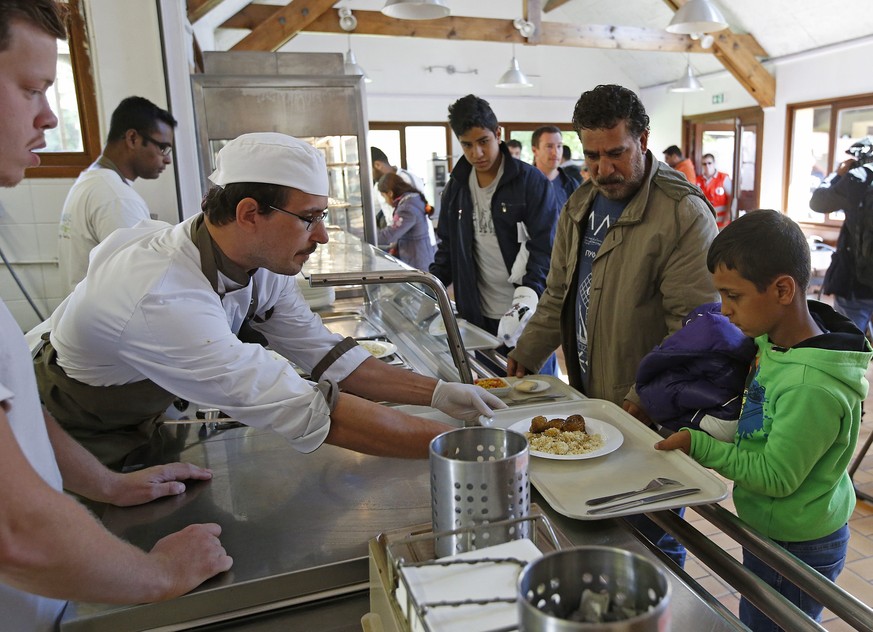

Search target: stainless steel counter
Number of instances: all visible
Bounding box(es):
[61,419,746,631]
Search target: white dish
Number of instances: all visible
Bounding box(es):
[509,417,623,460]
[513,379,549,394]
[428,317,447,336]
[357,340,397,359]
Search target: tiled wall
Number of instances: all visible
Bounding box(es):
[0,178,75,332]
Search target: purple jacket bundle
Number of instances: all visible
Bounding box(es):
[635,303,756,439]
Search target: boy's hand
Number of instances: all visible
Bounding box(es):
[622,400,653,426]
[655,430,692,455]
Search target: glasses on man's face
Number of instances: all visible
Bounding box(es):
[139,131,173,156]
[268,205,328,232]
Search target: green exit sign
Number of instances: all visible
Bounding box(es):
[712,93,725,104]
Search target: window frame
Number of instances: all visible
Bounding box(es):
[784,92,873,228]
[25,0,101,179]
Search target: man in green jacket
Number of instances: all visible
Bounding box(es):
[507,84,718,566]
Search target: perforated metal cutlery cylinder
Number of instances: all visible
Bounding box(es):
[518,546,672,631]
[429,426,530,558]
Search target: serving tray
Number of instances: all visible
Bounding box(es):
[489,399,729,520]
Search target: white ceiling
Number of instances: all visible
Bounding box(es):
[197,0,873,89]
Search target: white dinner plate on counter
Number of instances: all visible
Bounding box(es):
[509,417,623,460]
[357,340,397,359]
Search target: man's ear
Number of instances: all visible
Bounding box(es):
[124,129,139,149]
[638,129,649,154]
[235,197,261,231]
[773,274,797,304]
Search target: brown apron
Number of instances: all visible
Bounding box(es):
[34,214,262,468]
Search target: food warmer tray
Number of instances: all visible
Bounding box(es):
[488,399,729,520]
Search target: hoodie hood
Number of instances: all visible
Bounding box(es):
[760,300,872,401]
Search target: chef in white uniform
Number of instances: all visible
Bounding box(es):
[34,133,503,467]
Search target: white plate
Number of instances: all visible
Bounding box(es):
[509,417,624,460]
[513,379,550,394]
[357,340,397,359]
[428,318,447,336]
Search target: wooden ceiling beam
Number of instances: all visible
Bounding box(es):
[662,0,774,107]
[525,0,542,45]
[231,0,338,52]
[221,6,764,55]
[187,0,226,24]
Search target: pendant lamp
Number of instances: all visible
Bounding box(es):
[344,36,372,84]
[381,0,450,20]
[666,0,728,34]
[496,46,533,88]
[669,62,703,92]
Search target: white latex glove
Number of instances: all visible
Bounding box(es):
[498,286,539,348]
[430,380,508,423]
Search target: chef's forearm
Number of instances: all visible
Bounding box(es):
[339,357,437,406]
[326,393,450,458]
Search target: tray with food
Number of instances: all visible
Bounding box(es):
[494,399,729,520]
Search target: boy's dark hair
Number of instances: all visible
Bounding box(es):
[663,145,683,158]
[572,84,649,139]
[447,94,499,137]
[562,145,572,161]
[0,0,66,51]
[532,125,562,149]
[707,209,811,292]
[506,139,522,150]
[201,183,291,226]
[370,146,389,165]
[107,96,177,144]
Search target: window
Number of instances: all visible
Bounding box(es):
[785,94,873,226]
[368,122,452,206]
[27,0,101,179]
[504,123,582,165]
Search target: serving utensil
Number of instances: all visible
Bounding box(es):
[586,487,701,516]
[505,393,564,406]
[585,477,681,506]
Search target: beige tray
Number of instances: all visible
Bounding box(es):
[499,375,585,407]
[489,399,729,520]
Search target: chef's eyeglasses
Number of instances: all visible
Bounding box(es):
[139,131,173,156]
[268,205,328,232]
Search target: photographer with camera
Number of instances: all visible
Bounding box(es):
[809,137,873,332]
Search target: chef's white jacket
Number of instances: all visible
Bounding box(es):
[48,216,371,453]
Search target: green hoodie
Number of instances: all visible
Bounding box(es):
[688,301,872,541]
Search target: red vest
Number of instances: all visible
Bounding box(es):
[697,171,730,228]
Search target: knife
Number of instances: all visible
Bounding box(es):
[586,487,701,516]
[505,394,565,406]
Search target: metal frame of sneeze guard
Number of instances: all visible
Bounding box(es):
[308,270,473,383]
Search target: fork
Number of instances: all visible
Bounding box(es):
[585,477,682,506]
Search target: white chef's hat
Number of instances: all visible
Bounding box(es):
[208,132,329,196]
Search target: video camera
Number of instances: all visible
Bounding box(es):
[846,137,873,166]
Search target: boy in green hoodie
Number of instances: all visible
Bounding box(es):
[656,209,872,630]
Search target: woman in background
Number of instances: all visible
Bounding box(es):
[377,173,436,271]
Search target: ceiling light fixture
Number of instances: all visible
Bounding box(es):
[496,45,533,89]
[666,0,728,35]
[338,7,357,32]
[425,65,478,76]
[381,0,450,20]
[344,35,371,84]
[512,17,536,39]
[669,61,704,92]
